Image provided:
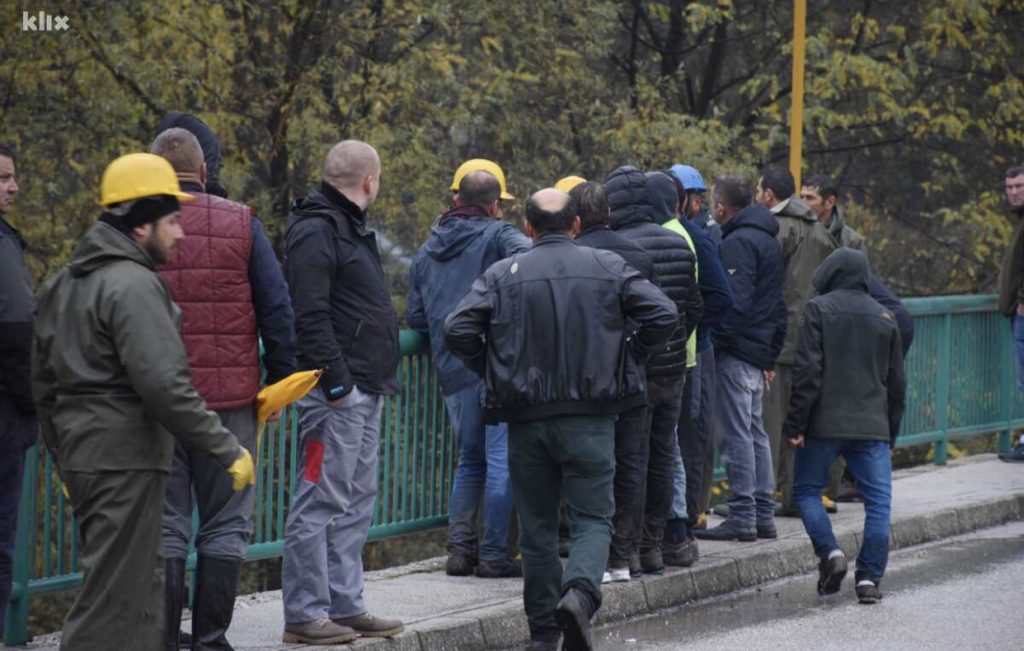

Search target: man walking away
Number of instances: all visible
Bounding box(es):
[282,140,404,644]
[696,176,786,543]
[0,144,36,645]
[572,180,659,583]
[32,153,254,651]
[999,165,1024,462]
[151,127,297,650]
[407,168,530,578]
[755,168,836,516]
[785,248,905,604]
[445,189,677,651]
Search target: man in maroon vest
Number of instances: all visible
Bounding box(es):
[151,127,297,651]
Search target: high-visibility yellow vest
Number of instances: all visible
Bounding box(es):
[661,218,698,369]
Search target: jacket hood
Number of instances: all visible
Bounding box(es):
[772,195,817,222]
[826,207,846,239]
[645,171,679,224]
[156,112,227,198]
[813,247,871,294]
[425,205,496,261]
[723,204,780,238]
[605,166,656,228]
[287,181,365,234]
[70,221,156,277]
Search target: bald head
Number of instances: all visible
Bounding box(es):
[324,139,381,208]
[525,188,578,237]
[151,127,204,175]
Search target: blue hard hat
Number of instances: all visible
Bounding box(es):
[669,164,707,192]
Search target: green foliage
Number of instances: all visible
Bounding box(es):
[1,0,1022,296]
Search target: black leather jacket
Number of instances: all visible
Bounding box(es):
[444,234,678,423]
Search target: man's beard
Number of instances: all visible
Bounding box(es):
[143,237,171,265]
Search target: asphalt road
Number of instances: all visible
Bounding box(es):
[594,521,1024,651]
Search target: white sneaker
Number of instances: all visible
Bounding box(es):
[607,567,631,583]
[602,571,613,584]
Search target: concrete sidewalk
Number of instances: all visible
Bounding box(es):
[25,454,1024,650]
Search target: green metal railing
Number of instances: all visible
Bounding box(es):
[5,294,1023,644]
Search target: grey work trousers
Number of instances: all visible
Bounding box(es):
[62,469,167,651]
[282,387,382,624]
[162,405,257,561]
[763,362,794,509]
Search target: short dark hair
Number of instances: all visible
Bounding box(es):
[760,168,795,200]
[570,182,608,230]
[1007,165,1024,179]
[458,170,501,208]
[0,144,16,161]
[803,173,839,200]
[713,175,753,211]
[526,193,577,235]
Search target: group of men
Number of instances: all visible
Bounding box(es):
[12,127,1024,651]
[410,160,912,650]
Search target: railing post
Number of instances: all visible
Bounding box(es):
[999,316,1015,454]
[5,444,39,645]
[934,313,951,465]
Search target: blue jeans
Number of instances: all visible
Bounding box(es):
[444,382,513,561]
[794,438,892,583]
[715,353,774,529]
[1014,315,1024,390]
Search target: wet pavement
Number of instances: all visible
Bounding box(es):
[593,521,1024,650]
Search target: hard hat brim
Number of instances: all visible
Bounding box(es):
[500,191,515,201]
[173,190,195,202]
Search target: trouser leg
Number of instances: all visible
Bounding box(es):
[444,385,484,558]
[0,402,31,639]
[641,375,686,553]
[678,356,707,527]
[607,405,648,566]
[481,418,513,561]
[715,354,757,529]
[844,441,893,583]
[793,439,839,559]
[697,349,717,518]
[825,456,846,501]
[764,364,794,509]
[749,378,776,527]
[62,470,166,651]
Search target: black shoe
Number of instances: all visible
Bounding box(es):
[639,547,665,574]
[628,552,642,578]
[475,558,523,578]
[179,632,192,649]
[662,539,698,567]
[756,523,778,539]
[693,520,756,542]
[193,556,242,650]
[165,558,187,651]
[528,631,561,651]
[999,442,1024,463]
[855,580,882,604]
[445,552,478,576]
[836,477,863,503]
[558,537,572,558]
[555,588,593,651]
[774,502,800,518]
[816,551,847,596]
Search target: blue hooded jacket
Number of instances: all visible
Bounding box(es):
[407,205,530,395]
[713,204,788,370]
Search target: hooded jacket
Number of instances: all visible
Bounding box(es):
[31,222,242,472]
[771,195,836,365]
[825,207,865,252]
[444,234,678,423]
[713,204,788,371]
[406,204,531,395]
[157,112,229,198]
[606,166,702,378]
[0,215,36,422]
[285,182,400,396]
[784,249,906,444]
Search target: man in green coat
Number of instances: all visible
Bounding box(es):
[756,169,836,515]
[800,174,866,252]
[32,153,255,651]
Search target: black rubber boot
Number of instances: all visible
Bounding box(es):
[192,556,242,651]
[165,558,187,651]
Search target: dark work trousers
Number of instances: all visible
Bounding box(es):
[696,349,719,518]
[0,396,34,639]
[677,347,714,527]
[763,363,794,509]
[607,404,649,568]
[62,469,167,651]
[162,405,257,561]
[509,415,615,637]
[639,375,687,554]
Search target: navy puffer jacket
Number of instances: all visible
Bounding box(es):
[605,166,702,379]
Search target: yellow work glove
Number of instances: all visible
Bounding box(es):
[227,448,256,491]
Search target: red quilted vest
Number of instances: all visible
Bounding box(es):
[159,191,260,410]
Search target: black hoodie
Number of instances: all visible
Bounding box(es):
[784,248,906,445]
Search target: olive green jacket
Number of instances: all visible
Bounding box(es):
[772,196,836,365]
[825,208,866,252]
[998,210,1024,317]
[32,222,241,472]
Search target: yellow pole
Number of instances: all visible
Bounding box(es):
[789,0,807,189]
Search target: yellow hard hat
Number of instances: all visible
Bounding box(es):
[100,153,194,206]
[450,159,514,200]
[555,175,586,193]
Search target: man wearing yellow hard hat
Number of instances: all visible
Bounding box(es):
[451,158,515,201]
[32,153,255,650]
[408,161,530,579]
